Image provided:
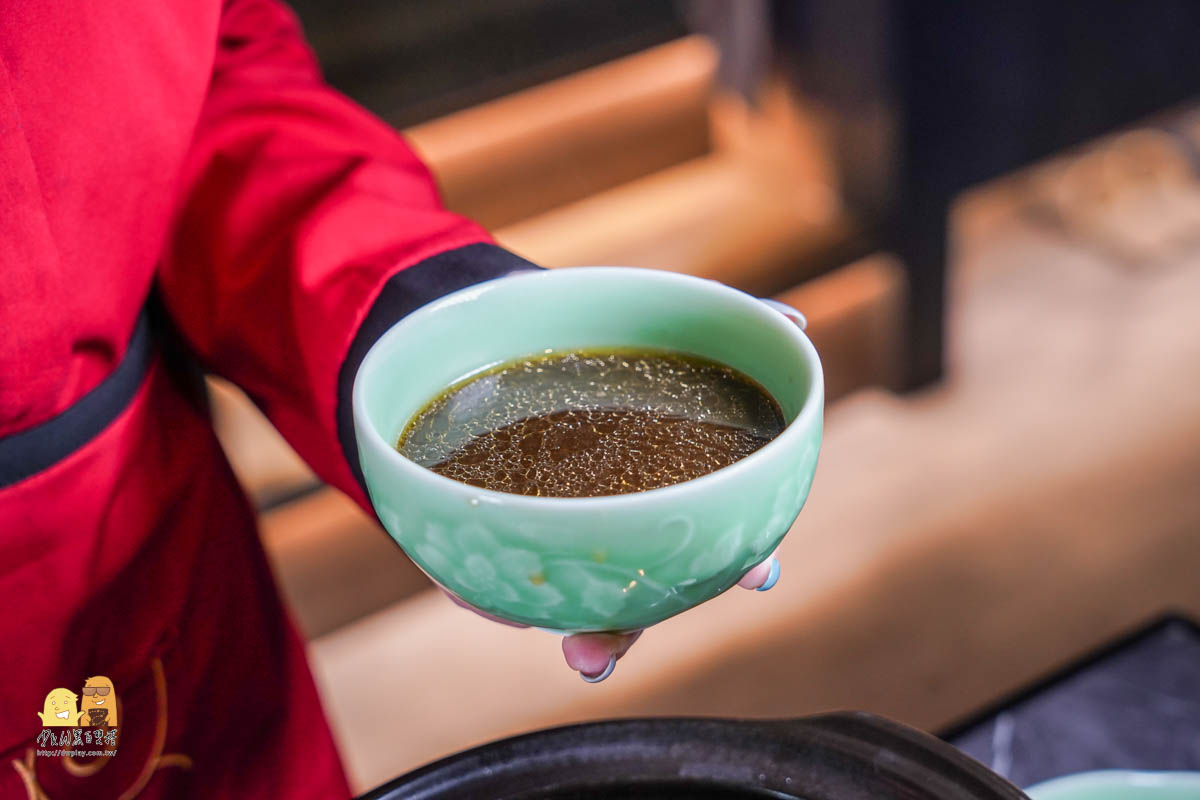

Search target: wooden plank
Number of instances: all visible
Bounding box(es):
[260,487,431,640]
[208,377,317,508]
[406,36,716,229]
[495,151,848,295]
[491,80,850,295]
[774,255,907,401]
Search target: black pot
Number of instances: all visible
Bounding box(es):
[360,712,1028,800]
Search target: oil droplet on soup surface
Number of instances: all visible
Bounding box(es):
[397,348,785,498]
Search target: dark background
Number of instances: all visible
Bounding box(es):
[289,0,688,127]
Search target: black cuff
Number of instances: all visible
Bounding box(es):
[337,242,542,492]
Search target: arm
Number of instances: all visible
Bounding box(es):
[158,0,535,507]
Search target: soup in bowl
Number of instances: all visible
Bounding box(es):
[352,267,823,633]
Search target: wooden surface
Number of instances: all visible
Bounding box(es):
[258,488,430,640]
[207,378,316,509]
[495,80,847,295]
[495,151,847,294]
[774,254,906,400]
[406,36,716,230]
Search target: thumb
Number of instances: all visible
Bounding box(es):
[562,630,642,681]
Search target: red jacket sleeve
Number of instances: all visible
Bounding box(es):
[158,0,536,508]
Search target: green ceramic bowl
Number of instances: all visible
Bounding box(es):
[352,267,823,632]
[1026,771,1200,800]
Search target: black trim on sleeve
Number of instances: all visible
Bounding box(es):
[337,242,542,492]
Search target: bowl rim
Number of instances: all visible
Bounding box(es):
[352,266,824,510]
[1026,770,1200,799]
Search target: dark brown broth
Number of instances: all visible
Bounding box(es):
[397,348,785,497]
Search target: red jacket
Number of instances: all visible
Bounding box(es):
[0,1,531,796]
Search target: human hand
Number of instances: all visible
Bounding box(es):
[442,551,780,683]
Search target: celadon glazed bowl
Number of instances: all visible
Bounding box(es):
[353,267,823,633]
[1026,771,1200,800]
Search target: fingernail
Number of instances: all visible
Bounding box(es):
[580,654,617,683]
[755,557,780,592]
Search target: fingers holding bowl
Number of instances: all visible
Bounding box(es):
[563,630,643,683]
[737,551,781,591]
[562,550,780,684]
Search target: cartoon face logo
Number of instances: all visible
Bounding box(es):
[79,676,117,727]
[37,689,80,727]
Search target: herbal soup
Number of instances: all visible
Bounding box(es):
[397,348,786,498]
